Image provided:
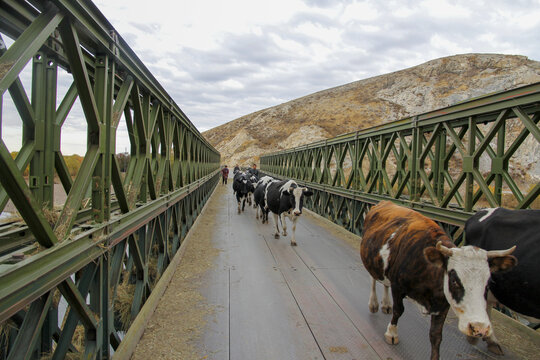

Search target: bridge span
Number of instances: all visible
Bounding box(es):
[124,183,533,360]
[2,1,540,359]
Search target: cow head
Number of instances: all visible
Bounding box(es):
[281,181,313,216]
[424,242,517,338]
[234,173,251,195]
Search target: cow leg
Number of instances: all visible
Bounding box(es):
[290,216,298,246]
[237,200,241,213]
[255,205,260,219]
[483,292,504,355]
[385,291,404,345]
[273,213,280,238]
[429,307,449,360]
[280,213,288,236]
[368,277,379,313]
[381,285,392,314]
[242,198,246,211]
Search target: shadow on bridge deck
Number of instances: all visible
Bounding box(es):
[132,183,524,360]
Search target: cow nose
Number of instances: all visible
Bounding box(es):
[468,322,491,338]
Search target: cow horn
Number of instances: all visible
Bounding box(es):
[436,241,453,256]
[487,245,516,258]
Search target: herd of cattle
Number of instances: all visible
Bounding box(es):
[232,169,312,246]
[230,169,539,360]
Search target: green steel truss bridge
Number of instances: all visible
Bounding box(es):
[1,1,539,359]
[261,82,540,239]
[1,1,219,358]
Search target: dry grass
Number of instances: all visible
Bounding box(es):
[131,185,223,360]
[0,210,23,225]
[38,324,84,359]
[40,351,81,360]
[148,247,159,286]
[114,273,136,332]
[54,207,75,240]
[0,320,17,350]
[329,346,349,354]
[41,203,62,226]
[71,325,85,352]
[0,62,15,80]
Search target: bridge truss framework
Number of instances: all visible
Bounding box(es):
[0,1,219,359]
[261,82,540,239]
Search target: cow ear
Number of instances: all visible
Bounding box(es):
[489,255,517,273]
[424,247,448,268]
[303,189,313,197]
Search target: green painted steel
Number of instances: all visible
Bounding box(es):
[0,1,219,359]
[261,82,540,238]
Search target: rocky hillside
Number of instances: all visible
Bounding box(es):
[203,54,540,167]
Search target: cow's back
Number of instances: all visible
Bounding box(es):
[465,208,540,318]
[266,180,287,213]
[253,182,266,206]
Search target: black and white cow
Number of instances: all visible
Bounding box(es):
[253,176,275,223]
[465,207,539,354]
[232,171,253,213]
[265,179,313,246]
[247,174,259,207]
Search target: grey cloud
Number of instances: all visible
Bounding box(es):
[124,0,540,132]
[300,0,353,9]
[128,22,160,35]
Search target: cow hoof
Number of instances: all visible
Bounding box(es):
[282,232,287,237]
[381,305,392,314]
[466,336,479,345]
[487,343,504,355]
[291,241,297,246]
[274,234,280,239]
[369,304,379,313]
[384,333,399,345]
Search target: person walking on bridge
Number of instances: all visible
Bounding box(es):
[221,165,229,185]
[247,163,259,178]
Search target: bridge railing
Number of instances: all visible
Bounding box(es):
[0,0,219,358]
[261,82,540,237]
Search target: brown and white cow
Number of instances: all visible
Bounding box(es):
[360,201,517,360]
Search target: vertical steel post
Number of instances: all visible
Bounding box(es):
[465,117,476,211]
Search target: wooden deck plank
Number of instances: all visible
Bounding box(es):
[260,223,381,360]
[200,184,324,360]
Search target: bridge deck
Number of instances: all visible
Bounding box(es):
[131,183,525,360]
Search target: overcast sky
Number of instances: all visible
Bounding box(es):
[3,0,540,154]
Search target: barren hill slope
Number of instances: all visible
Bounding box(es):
[203,54,540,167]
